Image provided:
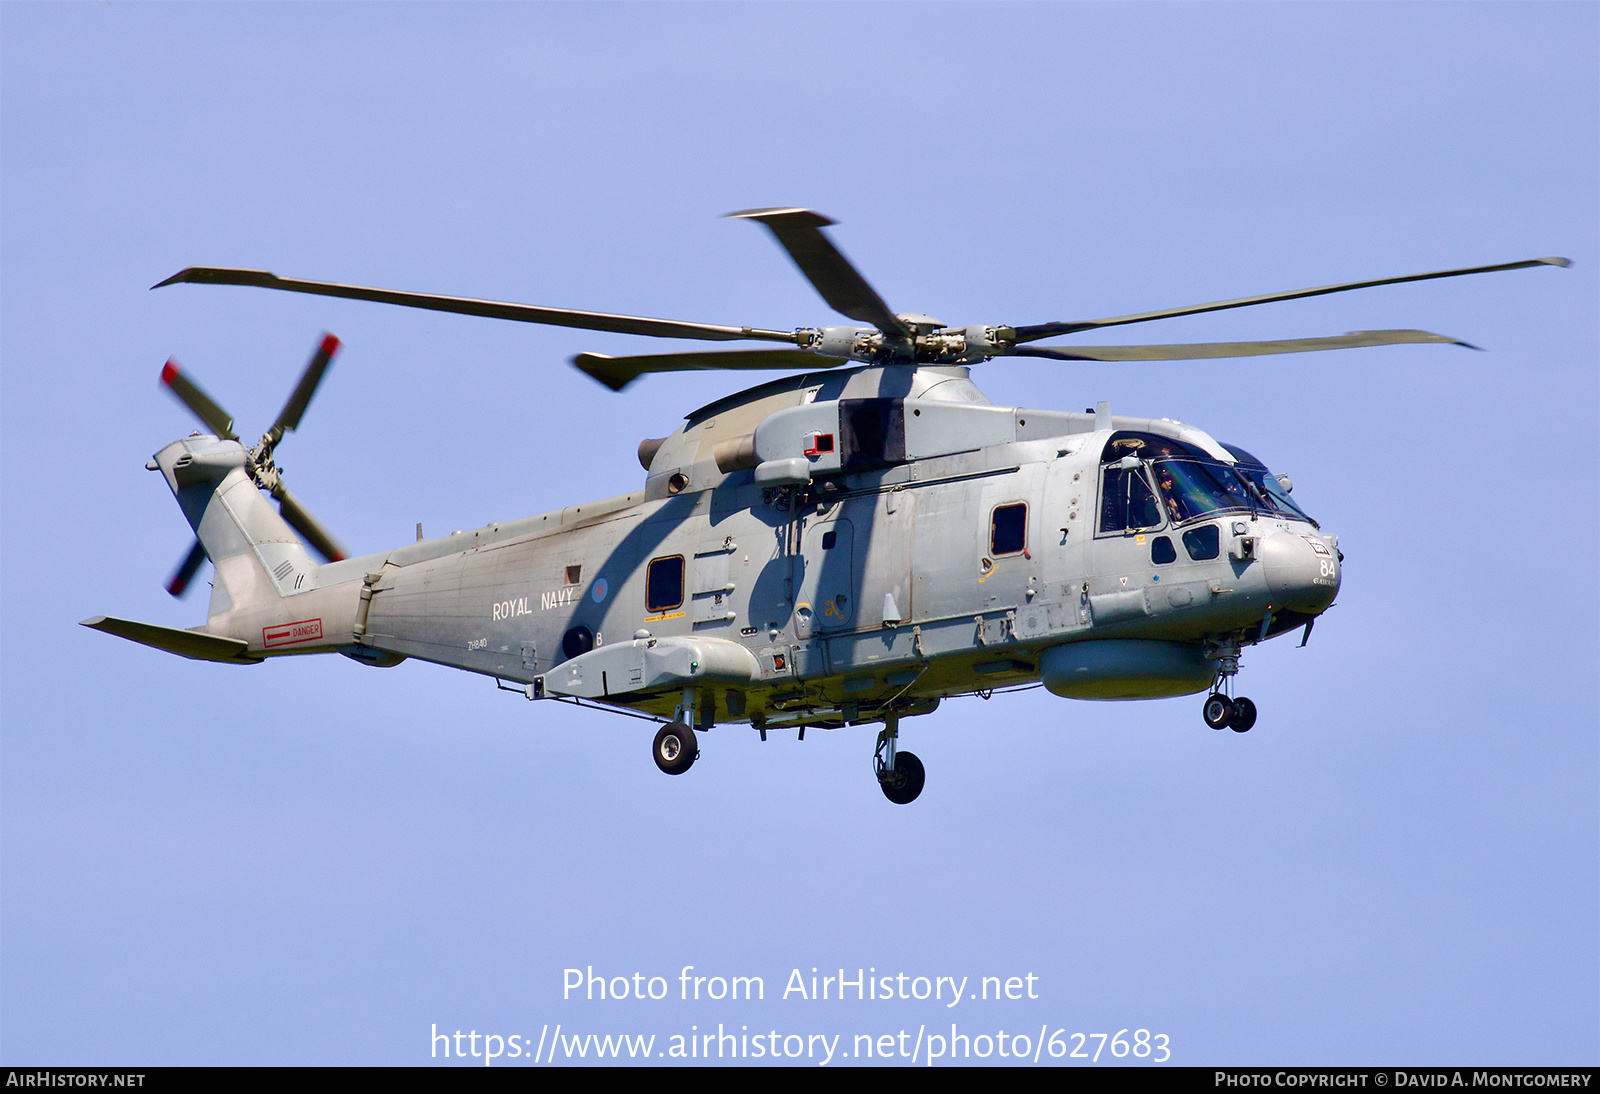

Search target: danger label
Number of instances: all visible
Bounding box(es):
[263,618,324,648]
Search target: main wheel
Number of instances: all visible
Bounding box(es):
[1229,696,1257,733]
[653,722,698,775]
[879,750,926,805]
[1203,693,1235,730]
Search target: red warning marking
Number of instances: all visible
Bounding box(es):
[803,432,834,457]
[160,359,180,386]
[319,333,340,355]
[263,618,323,648]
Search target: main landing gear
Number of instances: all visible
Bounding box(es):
[653,686,701,775]
[1203,644,1257,733]
[873,711,925,805]
[653,721,698,774]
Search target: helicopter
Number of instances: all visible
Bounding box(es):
[82,209,1568,804]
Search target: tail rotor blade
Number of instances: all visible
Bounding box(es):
[160,359,237,440]
[166,539,208,597]
[271,333,340,437]
[275,488,347,563]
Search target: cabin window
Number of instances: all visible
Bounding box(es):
[990,503,1027,556]
[1151,536,1177,565]
[565,564,582,585]
[646,555,684,612]
[1182,525,1221,561]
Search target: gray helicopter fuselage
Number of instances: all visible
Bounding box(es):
[171,364,1338,731]
[101,213,1561,801]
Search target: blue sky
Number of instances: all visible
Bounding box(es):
[2,2,1596,1066]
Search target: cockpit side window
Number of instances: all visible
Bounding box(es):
[1099,466,1163,534]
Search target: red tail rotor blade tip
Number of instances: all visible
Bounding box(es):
[160,359,180,386]
[320,334,341,354]
[330,552,347,562]
[166,576,188,596]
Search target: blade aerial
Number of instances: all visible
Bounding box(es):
[153,267,798,344]
[274,487,347,563]
[1007,329,1476,362]
[165,539,209,598]
[270,333,340,439]
[1009,257,1572,344]
[159,358,237,439]
[726,208,910,338]
[572,348,845,392]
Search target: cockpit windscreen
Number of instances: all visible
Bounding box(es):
[1098,433,1317,530]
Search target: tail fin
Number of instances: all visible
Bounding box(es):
[153,435,317,626]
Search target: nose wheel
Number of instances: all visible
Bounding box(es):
[1202,693,1257,732]
[1203,643,1257,732]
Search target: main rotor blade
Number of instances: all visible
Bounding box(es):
[572,348,844,392]
[274,487,347,563]
[1006,329,1475,362]
[153,267,798,345]
[1010,257,1571,343]
[159,358,237,439]
[726,209,910,338]
[272,333,340,437]
[165,539,208,598]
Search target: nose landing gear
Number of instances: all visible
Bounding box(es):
[1203,644,1257,732]
[1202,693,1257,732]
[874,711,925,804]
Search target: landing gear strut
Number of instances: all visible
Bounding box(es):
[1203,645,1257,733]
[873,711,925,804]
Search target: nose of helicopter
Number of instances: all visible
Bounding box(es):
[1260,531,1340,614]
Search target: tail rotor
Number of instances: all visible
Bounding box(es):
[165,539,209,598]
[158,333,348,597]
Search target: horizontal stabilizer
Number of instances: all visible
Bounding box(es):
[80,615,262,664]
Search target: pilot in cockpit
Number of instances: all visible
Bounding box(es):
[1156,467,1184,524]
